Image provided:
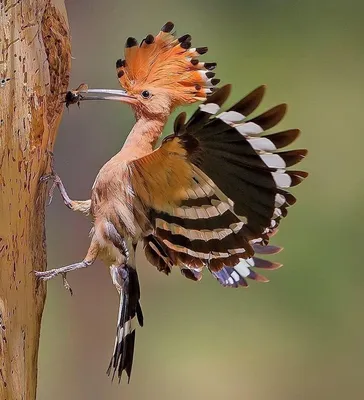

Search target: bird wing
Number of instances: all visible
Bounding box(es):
[129,132,195,212]
[129,85,307,287]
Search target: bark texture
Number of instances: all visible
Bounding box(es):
[0,1,70,399]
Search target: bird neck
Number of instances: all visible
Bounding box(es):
[120,116,168,159]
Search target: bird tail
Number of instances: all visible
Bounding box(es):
[107,265,144,383]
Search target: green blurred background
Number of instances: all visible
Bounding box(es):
[37,0,364,399]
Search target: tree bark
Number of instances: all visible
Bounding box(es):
[0,1,70,399]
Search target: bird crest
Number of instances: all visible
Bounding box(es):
[116,22,219,106]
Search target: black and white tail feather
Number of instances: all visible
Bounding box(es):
[107,265,143,383]
[145,84,308,287]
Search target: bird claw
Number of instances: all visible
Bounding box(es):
[40,151,59,206]
[40,152,72,208]
[34,269,73,296]
[34,269,53,282]
[62,273,73,296]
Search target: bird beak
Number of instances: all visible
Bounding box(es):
[78,89,136,104]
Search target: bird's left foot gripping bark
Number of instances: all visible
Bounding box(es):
[41,151,91,214]
[41,151,74,208]
[107,264,144,383]
[34,239,99,295]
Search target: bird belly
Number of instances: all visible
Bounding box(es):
[97,240,126,266]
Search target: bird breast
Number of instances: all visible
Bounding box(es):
[90,159,149,254]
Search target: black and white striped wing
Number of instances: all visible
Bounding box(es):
[144,85,307,286]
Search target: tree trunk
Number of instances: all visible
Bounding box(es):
[0,1,70,399]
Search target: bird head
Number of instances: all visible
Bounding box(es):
[79,22,219,120]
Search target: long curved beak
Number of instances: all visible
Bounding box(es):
[79,89,136,103]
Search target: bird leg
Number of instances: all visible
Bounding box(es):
[34,238,99,295]
[34,261,90,295]
[41,151,91,215]
[110,264,125,294]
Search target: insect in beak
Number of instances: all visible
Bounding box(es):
[63,84,137,107]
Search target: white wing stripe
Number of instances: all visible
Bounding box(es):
[248,137,277,151]
[236,122,264,135]
[199,103,220,114]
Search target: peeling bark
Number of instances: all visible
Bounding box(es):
[0,1,71,399]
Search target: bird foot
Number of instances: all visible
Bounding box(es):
[40,151,73,208]
[34,260,90,295]
[34,269,73,295]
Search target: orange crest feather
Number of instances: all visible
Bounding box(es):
[116,22,219,106]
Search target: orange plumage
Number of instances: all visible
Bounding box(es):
[116,22,218,106]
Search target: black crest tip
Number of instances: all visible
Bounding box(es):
[196,47,208,55]
[180,41,191,50]
[178,34,191,43]
[161,21,174,33]
[126,37,138,48]
[116,58,125,68]
[204,62,217,70]
[145,34,154,44]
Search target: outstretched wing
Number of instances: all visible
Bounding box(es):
[130,85,307,287]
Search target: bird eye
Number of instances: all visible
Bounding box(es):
[141,90,151,99]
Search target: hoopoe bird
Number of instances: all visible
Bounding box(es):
[35,21,308,382]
